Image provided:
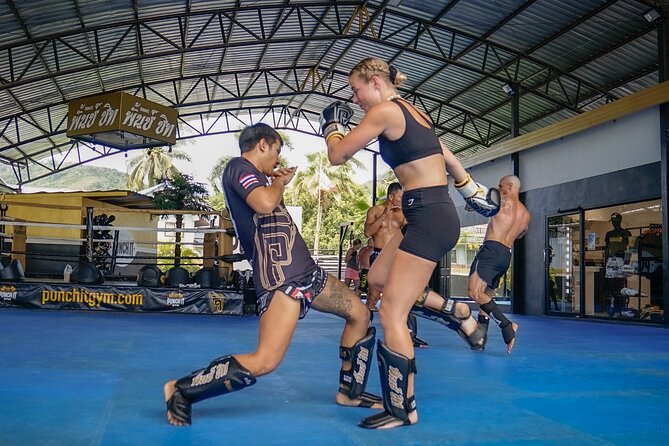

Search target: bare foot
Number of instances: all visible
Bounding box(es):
[336,392,383,410]
[505,322,519,354]
[164,380,187,426]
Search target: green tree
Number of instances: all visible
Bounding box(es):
[362,170,399,204]
[153,172,211,267]
[287,152,364,258]
[208,192,227,212]
[208,155,234,193]
[157,244,202,274]
[299,183,370,251]
[126,147,191,191]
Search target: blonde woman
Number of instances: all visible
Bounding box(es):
[321,57,500,429]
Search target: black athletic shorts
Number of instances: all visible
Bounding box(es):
[256,267,328,319]
[469,240,512,289]
[369,247,382,266]
[399,185,460,262]
[358,268,369,293]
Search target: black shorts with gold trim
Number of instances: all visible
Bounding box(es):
[256,267,328,319]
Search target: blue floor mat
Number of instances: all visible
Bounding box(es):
[1,308,668,446]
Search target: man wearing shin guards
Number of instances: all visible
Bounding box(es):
[324,57,500,429]
[468,175,530,354]
[364,183,428,348]
[363,182,406,313]
[163,123,381,426]
[410,287,488,350]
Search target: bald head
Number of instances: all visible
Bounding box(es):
[500,175,521,194]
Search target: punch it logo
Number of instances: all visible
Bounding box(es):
[166,292,185,307]
[0,285,17,301]
[208,291,225,314]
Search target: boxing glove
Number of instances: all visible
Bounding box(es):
[455,174,501,217]
[319,101,354,143]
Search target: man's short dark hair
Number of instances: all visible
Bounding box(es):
[387,182,402,196]
[238,123,283,153]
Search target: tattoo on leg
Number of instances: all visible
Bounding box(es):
[312,279,353,318]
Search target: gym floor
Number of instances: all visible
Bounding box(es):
[1,307,668,446]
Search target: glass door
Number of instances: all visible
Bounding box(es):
[547,212,582,315]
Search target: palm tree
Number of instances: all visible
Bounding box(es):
[289,152,364,259]
[126,147,191,191]
[208,155,234,193]
[373,170,399,203]
[153,172,210,267]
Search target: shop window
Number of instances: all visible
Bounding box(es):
[581,199,663,321]
[549,200,664,321]
[547,214,580,314]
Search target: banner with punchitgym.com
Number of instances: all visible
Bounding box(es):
[0,283,243,315]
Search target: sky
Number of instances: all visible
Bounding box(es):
[85,127,391,193]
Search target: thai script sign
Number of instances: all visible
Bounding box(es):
[66,92,177,147]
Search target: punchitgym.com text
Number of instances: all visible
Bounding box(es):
[41,289,143,307]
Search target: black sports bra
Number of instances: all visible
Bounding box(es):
[378,99,442,169]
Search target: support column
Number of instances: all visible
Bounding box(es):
[509,83,524,314]
[658,6,669,326]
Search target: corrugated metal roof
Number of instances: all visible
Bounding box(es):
[0,0,661,186]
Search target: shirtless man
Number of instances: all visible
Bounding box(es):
[365,182,433,347]
[363,182,406,311]
[468,175,530,354]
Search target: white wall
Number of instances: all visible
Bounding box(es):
[519,106,661,192]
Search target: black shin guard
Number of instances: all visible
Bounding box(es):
[411,298,486,350]
[359,341,416,429]
[167,355,256,425]
[339,327,380,406]
[479,301,511,328]
[406,313,428,348]
[480,301,515,345]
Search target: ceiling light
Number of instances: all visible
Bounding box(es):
[644,9,661,23]
[502,83,515,97]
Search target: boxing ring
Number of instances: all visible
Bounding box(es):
[0,194,254,316]
[0,308,668,445]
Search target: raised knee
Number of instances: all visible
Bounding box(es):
[454,301,472,319]
[349,299,371,324]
